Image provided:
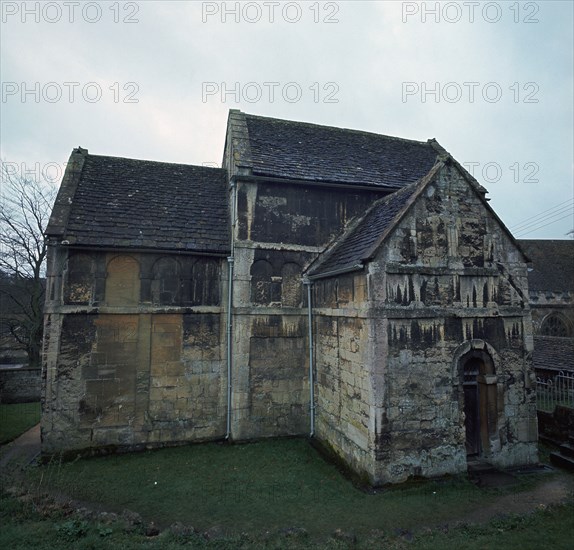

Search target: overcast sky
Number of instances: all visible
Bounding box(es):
[1,0,573,239]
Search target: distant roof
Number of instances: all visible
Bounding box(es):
[47,150,230,254]
[239,112,440,188]
[533,336,574,372]
[519,240,574,293]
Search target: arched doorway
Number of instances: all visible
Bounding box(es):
[460,350,497,458]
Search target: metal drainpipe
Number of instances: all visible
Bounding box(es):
[304,278,315,437]
[226,256,234,439]
[226,179,237,440]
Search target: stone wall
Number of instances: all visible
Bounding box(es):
[0,367,41,403]
[42,249,227,454]
[231,313,309,439]
[229,180,386,441]
[313,273,374,482]
[311,163,538,485]
[235,181,382,246]
[230,243,312,440]
[370,164,538,483]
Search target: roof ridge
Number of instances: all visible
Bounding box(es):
[85,153,227,172]
[243,112,431,146]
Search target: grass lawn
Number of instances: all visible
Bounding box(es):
[0,402,40,445]
[27,439,492,535]
[6,437,568,546]
[1,436,572,547]
[2,486,572,550]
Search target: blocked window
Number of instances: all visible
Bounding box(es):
[105,256,140,306]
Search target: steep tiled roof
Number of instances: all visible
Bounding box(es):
[306,162,443,279]
[306,182,417,278]
[48,150,230,254]
[519,240,574,293]
[243,113,439,188]
[533,336,574,372]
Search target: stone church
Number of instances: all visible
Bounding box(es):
[42,110,538,485]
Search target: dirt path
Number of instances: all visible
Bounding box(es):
[457,474,574,526]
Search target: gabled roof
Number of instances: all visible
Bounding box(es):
[306,162,444,279]
[47,149,230,254]
[518,240,574,293]
[229,111,440,189]
[306,157,526,280]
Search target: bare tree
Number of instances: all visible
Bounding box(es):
[0,164,57,368]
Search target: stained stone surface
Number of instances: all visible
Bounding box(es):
[42,112,538,486]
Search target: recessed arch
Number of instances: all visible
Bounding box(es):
[151,257,182,305]
[540,313,572,337]
[451,339,500,380]
[453,340,499,458]
[65,253,95,304]
[250,259,273,305]
[190,257,221,305]
[105,255,140,306]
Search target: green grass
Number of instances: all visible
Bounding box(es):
[408,504,574,550]
[0,437,572,547]
[0,487,572,549]
[18,438,555,538]
[30,440,475,534]
[0,402,40,445]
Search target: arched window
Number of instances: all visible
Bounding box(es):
[105,256,140,306]
[151,257,182,305]
[540,314,571,337]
